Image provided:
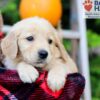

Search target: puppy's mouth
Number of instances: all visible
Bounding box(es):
[34,60,47,68]
[35,60,46,64]
[36,61,44,64]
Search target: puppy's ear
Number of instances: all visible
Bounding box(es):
[1,32,18,59]
[53,30,67,62]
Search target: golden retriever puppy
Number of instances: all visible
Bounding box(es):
[1,17,78,91]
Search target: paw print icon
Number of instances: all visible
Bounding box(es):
[83,0,93,11]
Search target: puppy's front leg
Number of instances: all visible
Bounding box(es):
[47,60,68,92]
[17,62,39,83]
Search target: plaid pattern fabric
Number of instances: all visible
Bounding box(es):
[0,68,85,100]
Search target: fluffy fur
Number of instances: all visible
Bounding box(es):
[1,17,78,91]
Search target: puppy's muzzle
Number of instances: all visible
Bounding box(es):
[38,50,48,59]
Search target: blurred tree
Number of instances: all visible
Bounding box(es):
[87,30,100,48]
[61,0,70,29]
[87,19,100,35]
[0,0,20,25]
[90,56,100,99]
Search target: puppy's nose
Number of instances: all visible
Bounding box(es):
[38,50,48,59]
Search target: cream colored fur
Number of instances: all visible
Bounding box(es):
[1,17,78,91]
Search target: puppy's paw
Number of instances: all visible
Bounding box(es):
[47,71,66,92]
[17,63,39,83]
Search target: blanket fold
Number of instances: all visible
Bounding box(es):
[0,68,85,100]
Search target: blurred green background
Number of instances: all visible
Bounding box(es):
[0,0,100,99]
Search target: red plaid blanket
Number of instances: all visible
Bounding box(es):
[0,68,85,100]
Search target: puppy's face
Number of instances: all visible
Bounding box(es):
[1,17,67,68]
[18,29,55,67]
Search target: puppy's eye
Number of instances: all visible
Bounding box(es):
[48,39,53,44]
[26,36,34,41]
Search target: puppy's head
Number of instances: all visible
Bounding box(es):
[1,17,67,67]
